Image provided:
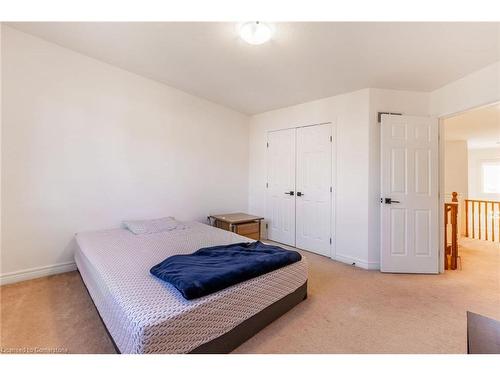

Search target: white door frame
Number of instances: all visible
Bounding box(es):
[265,121,337,259]
[437,100,500,273]
[438,118,445,273]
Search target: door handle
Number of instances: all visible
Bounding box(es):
[384,198,400,204]
[284,191,294,196]
[297,192,304,197]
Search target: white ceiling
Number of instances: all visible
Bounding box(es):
[444,103,500,149]
[7,22,500,114]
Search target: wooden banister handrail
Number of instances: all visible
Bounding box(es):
[465,199,500,203]
[464,198,500,243]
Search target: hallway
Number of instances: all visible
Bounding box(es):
[454,237,500,278]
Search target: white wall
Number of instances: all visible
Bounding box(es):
[468,147,500,201]
[430,62,500,117]
[443,140,468,235]
[1,27,250,283]
[444,141,469,197]
[248,89,375,268]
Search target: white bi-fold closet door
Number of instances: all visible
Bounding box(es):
[266,128,296,246]
[266,123,333,257]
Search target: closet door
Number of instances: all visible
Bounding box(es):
[266,129,296,246]
[296,124,332,256]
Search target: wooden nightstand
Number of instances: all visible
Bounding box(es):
[209,213,264,240]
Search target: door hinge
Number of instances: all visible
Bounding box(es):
[329,238,332,244]
[265,223,268,229]
[329,135,332,142]
[330,186,332,192]
[266,182,268,188]
[266,142,269,148]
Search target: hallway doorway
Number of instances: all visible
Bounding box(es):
[441,102,500,271]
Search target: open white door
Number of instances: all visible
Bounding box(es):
[266,129,296,246]
[380,114,439,273]
[296,124,332,256]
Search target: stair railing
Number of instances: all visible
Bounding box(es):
[465,198,500,242]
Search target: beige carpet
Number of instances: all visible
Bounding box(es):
[1,237,499,354]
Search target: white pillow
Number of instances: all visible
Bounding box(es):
[123,217,185,235]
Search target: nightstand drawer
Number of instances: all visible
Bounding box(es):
[242,232,260,241]
[235,222,259,236]
[209,213,263,241]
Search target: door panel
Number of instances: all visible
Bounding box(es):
[266,129,296,246]
[296,124,332,256]
[414,209,431,256]
[390,208,407,255]
[391,148,407,193]
[381,115,438,273]
[415,149,431,194]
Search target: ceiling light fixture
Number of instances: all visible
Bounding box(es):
[239,22,272,45]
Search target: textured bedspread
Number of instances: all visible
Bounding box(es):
[74,222,308,353]
[150,241,302,300]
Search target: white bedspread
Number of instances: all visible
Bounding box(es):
[74,222,308,353]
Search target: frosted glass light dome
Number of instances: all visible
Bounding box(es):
[239,22,272,45]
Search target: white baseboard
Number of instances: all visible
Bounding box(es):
[263,239,380,270]
[0,261,77,286]
[333,253,380,270]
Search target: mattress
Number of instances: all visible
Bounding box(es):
[74,222,308,353]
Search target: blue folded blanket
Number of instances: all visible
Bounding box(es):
[150,241,302,300]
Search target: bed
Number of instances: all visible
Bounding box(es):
[74,221,308,353]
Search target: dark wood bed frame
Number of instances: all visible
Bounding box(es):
[79,272,307,354]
